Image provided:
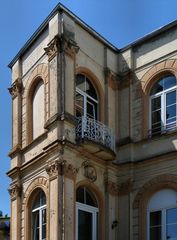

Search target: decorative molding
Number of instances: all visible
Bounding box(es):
[8,182,22,200]
[82,161,97,182]
[8,78,23,99]
[8,144,22,158]
[44,36,59,61]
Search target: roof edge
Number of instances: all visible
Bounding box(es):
[120,19,177,52]
[8,3,118,69]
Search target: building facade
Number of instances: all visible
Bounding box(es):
[7,3,177,240]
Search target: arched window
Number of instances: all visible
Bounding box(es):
[32,80,45,140]
[76,187,99,240]
[147,189,177,240]
[32,190,46,240]
[75,74,98,120]
[149,75,177,136]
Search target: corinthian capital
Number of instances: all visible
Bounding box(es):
[8,183,22,200]
[44,37,59,61]
[8,78,22,99]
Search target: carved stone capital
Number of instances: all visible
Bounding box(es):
[44,37,59,61]
[64,38,80,57]
[45,158,64,179]
[82,161,97,182]
[65,163,79,180]
[8,78,23,99]
[8,183,22,200]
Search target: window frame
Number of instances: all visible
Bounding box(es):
[75,74,98,120]
[149,76,177,136]
[76,187,99,240]
[31,190,47,240]
[147,206,177,240]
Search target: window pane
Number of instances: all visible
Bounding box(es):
[150,212,161,240]
[166,105,176,120]
[76,187,85,203]
[151,97,161,111]
[150,211,161,227]
[167,208,177,224]
[76,74,85,91]
[76,93,84,117]
[150,227,161,240]
[164,75,176,90]
[152,110,161,125]
[32,190,46,210]
[166,224,177,239]
[150,80,163,95]
[86,189,97,207]
[78,210,92,240]
[33,211,39,240]
[86,78,97,100]
[166,91,176,106]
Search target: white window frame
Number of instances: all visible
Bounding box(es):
[76,87,98,120]
[147,206,177,240]
[149,84,177,135]
[32,203,46,240]
[76,202,98,240]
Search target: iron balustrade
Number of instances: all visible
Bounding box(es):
[76,116,115,152]
[148,121,177,138]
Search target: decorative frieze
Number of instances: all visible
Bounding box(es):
[8,78,23,99]
[8,183,22,200]
[82,160,97,182]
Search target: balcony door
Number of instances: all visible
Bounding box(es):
[76,187,99,240]
[76,74,98,120]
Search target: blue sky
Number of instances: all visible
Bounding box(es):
[1,0,177,215]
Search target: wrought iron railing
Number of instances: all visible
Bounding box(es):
[148,121,177,138]
[76,116,115,152]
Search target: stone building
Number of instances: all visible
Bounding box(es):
[7,3,177,240]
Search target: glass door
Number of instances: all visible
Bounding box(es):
[76,202,98,240]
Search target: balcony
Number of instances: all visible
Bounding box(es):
[76,116,116,160]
